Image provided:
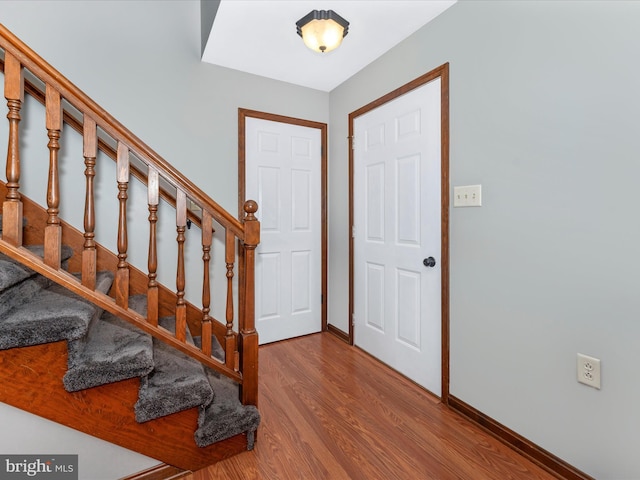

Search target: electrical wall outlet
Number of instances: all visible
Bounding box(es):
[577,353,601,389]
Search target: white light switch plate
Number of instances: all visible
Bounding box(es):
[454,185,482,207]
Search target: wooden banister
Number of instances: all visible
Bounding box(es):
[0,24,244,239]
[0,57,204,234]
[0,23,260,407]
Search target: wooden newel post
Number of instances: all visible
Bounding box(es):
[240,200,260,406]
[2,53,24,246]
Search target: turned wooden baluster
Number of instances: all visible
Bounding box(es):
[44,85,63,268]
[147,167,159,326]
[225,229,237,370]
[82,117,97,289]
[115,143,130,308]
[175,189,187,342]
[240,200,260,405]
[2,53,24,246]
[201,210,213,356]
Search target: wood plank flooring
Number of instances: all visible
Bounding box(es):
[186,333,557,480]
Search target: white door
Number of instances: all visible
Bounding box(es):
[245,117,322,344]
[353,78,442,395]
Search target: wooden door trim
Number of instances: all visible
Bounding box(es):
[348,63,450,402]
[238,109,329,333]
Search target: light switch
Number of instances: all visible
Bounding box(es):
[453,185,482,207]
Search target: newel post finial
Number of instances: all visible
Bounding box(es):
[243,200,260,247]
[243,199,258,219]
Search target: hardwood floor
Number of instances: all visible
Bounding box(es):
[186,333,557,480]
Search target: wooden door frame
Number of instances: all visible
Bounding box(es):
[348,63,450,402]
[238,108,329,334]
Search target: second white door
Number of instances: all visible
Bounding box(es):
[245,117,322,344]
[353,78,442,395]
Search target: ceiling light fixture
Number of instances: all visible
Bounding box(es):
[296,9,349,53]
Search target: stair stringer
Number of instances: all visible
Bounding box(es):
[0,339,248,471]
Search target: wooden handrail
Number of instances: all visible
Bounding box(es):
[0,52,202,232]
[3,60,208,230]
[0,24,243,238]
[0,24,259,405]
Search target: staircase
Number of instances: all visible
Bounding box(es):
[0,24,261,473]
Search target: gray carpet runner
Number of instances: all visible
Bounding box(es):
[195,368,261,450]
[0,270,113,350]
[134,315,214,423]
[0,236,260,449]
[191,334,260,449]
[64,294,153,392]
[0,245,111,350]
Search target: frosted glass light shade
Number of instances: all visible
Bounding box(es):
[296,10,349,53]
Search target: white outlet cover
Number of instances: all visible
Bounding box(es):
[577,353,601,389]
[453,185,482,207]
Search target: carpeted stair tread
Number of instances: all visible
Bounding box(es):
[0,274,51,317]
[0,245,75,316]
[63,295,153,392]
[194,368,261,449]
[134,316,214,423]
[0,221,75,313]
[0,270,113,350]
[0,244,74,295]
[0,254,38,292]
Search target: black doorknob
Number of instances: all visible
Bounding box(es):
[423,257,436,268]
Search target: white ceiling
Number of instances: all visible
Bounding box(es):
[202,0,457,92]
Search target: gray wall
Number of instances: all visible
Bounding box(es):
[329,1,640,478]
[0,1,328,477]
